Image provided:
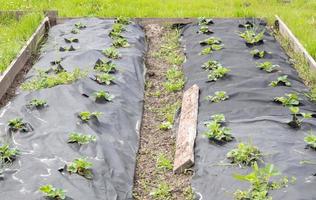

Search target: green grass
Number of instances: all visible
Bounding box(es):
[0,12,43,72]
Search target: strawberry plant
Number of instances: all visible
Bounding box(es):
[200,44,224,55]
[200,47,212,55]
[67,157,93,179]
[78,111,102,122]
[198,26,213,34]
[109,23,125,39]
[93,90,114,102]
[250,49,269,59]
[64,37,79,43]
[71,28,79,34]
[269,75,291,87]
[202,60,222,71]
[206,91,229,103]
[115,16,131,25]
[94,72,115,85]
[203,114,233,143]
[39,185,66,200]
[304,132,316,149]
[8,118,29,132]
[239,28,264,45]
[112,37,129,48]
[199,37,221,46]
[102,47,121,59]
[75,22,86,29]
[208,66,230,82]
[274,93,299,107]
[256,61,279,73]
[227,142,262,166]
[27,98,47,109]
[59,45,76,52]
[0,144,19,163]
[288,106,312,129]
[68,132,96,145]
[198,17,214,25]
[94,60,117,73]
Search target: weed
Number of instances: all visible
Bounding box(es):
[159,121,173,130]
[94,72,115,85]
[239,27,264,45]
[250,49,268,58]
[304,131,316,149]
[274,93,299,107]
[203,114,233,143]
[21,68,87,91]
[208,66,230,81]
[8,118,29,132]
[94,60,117,73]
[115,16,131,25]
[206,91,229,103]
[156,154,173,170]
[198,25,213,34]
[0,144,19,163]
[183,186,195,200]
[27,98,47,109]
[109,23,125,39]
[256,61,279,72]
[78,111,102,122]
[67,157,93,179]
[75,22,86,29]
[288,106,312,129]
[158,101,181,127]
[198,17,214,26]
[39,185,66,200]
[64,37,79,43]
[150,183,172,200]
[112,37,130,48]
[199,37,221,46]
[227,142,262,166]
[202,60,222,71]
[269,75,291,87]
[102,47,121,59]
[93,90,114,102]
[163,67,185,92]
[68,132,96,145]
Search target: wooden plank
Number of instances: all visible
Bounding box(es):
[173,84,199,174]
[275,15,316,70]
[0,17,49,100]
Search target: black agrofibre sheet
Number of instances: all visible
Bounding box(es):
[0,18,146,200]
[181,19,316,200]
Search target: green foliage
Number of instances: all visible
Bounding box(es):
[256,62,279,73]
[274,93,299,107]
[115,16,131,25]
[71,28,79,34]
[183,186,195,200]
[203,114,233,143]
[8,118,27,132]
[67,157,93,179]
[64,37,79,43]
[27,98,47,108]
[198,17,213,26]
[21,68,87,91]
[94,60,117,73]
[163,67,185,92]
[112,37,130,48]
[79,111,102,122]
[288,106,312,129]
[75,22,86,29]
[304,131,316,149]
[159,121,173,131]
[156,154,173,170]
[198,25,213,34]
[93,90,114,102]
[95,72,115,85]
[39,185,66,200]
[208,66,230,81]
[102,47,121,59]
[150,183,172,200]
[199,37,221,46]
[250,49,266,58]
[227,142,262,166]
[239,28,264,45]
[206,91,229,103]
[269,75,291,87]
[59,45,76,52]
[201,60,222,71]
[0,144,19,163]
[68,132,96,145]
[158,101,181,130]
[199,44,224,55]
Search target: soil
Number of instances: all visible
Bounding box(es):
[133,24,191,199]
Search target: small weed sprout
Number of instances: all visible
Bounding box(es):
[102,47,121,59]
[199,37,221,46]
[93,90,114,102]
[206,91,229,103]
[94,60,117,73]
[208,66,230,82]
[198,26,213,34]
[27,98,47,109]
[304,131,316,149]
[150,183,172,199]
[198,17,214,25]
[227,142,262,166]
[203,114,233,143]
[202,60,222,71]
[94,72,115,85]
[274,93,300,107]
[115,16,131,25]
[109,23,125,39]
[78,111,103,122]
[239,28,264,45]
[68,132,96,145]
[159,121,173,131]
[163,67,185,92]
[39,185,66,200]
[67,157,93,179]
[269,75,291,87]
[112,37,130,48]
[8,118,28,132]
[0,144,19,163]
[156,154,173,171]
[250,49,268,58]
[256,61,279,72]
[288,106,312,129]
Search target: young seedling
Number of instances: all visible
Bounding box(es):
[150,183,171,199]
[68,132,96,145]
[0,144,19,164]
[75,22,86,29]
[156,154,173,171]
[203,114,233,144]
[198,25,213,34]
[102,47,121,59]
[198,17,214,25]
[59,45,76,52]
[78,111,103,122]
[269,75,291,87]
[67,157,93,179]
[250,49,269,59]
[94,73,115,85]
[207,66,230,82]
[163,67,185,92]
[115,16,131,25]
[93,90,114,103]
[64,37,79,43]
[239,28,264,45]
[8,118,30,132]
[274,93,300,107]
[39,185,66,200]
[159,121,173,131]
[199,37,221,46]
[202,60,222,71]
[288,106,312,129]
[199,44,224,55]
[227,142,262,166]
[109,23,125,39]
[94,60,117,73]
[26,98,47,109]
[256,61,279,72]
[206,91,229,103]
[112,37,130,48]
[304,131,316,149]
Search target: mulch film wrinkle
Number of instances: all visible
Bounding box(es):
[0,18,146,200]
[181,19,316,200]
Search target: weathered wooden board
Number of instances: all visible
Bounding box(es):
[173,84,199,173]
